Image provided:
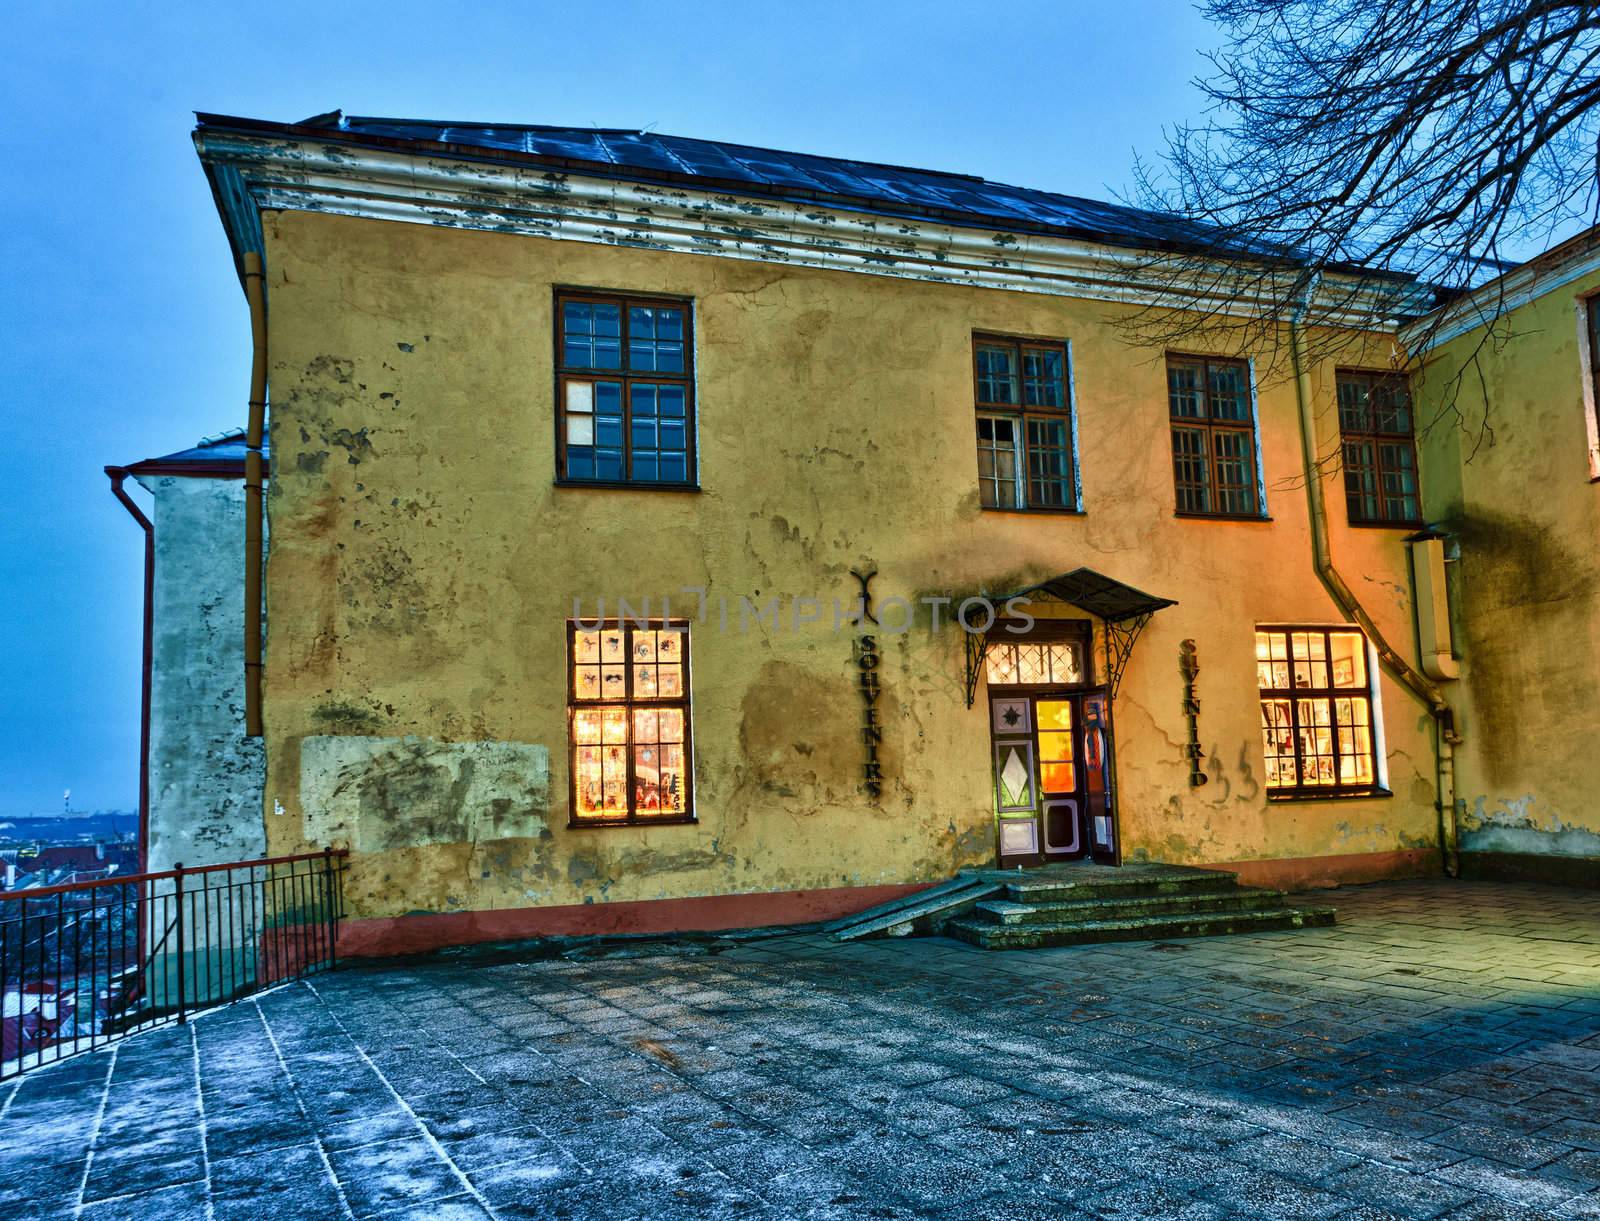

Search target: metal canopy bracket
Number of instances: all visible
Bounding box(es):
[959,568,1176,708]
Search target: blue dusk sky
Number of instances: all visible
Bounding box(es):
[0,0,1220,815]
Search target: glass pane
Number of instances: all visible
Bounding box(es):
[633,708,658,741]
[1046,643,1082,684]
[657,708,684,742]
[1206,362,1249,421]
[573,708,603,743]
[567,415,594,446]
[1171,426,1210,513]
[1296,698,1336,785]
[976,344,1019,404]
[1211,429,1256,515]
[566,381,594,414]
[985,644,1019,685]
[1343,440,1379,522]
[1260,698,1295,788]
[633,664,659,698]
[1027,417,1073,508]
[1022,347,1065,407]
[574,666,600,700]
[1335,697,1374,784]
[1015,645,1048,684]
[1167,361,1205,419]
[574,631,600,663]
[1337,377,1370,433]
[657,629,684,661]
[977,415,1021,509]
[1373,380,1412,433]
[1292,631,1328,689]
[1256,630,1291,690]
[658,385,687,418]
[1329,632,1366,689]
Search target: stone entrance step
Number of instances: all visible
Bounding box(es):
[942,863,1335,950]
[945,903,1336,949]
[829,862,1336,948]
[972,885,1297,926]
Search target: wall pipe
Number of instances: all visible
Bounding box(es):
[105,468,153,872]
[243,252,267,738]
[1287,303,1461,877]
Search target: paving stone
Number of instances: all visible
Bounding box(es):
[1,879,1597,1218]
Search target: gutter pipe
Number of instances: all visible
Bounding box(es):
[1287,286,1461,877]
[105,468,153,872]
[243,252,267,738]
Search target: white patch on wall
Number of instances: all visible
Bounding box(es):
[300,735,551,853]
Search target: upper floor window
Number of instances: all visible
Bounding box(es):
[568,620,694,824]
[973,336,1078,512]
[1257,626,1383,798]
[1337,371,1420,526]
[1583,295,1600,481]
[1167,355,1262,517]
[555,292,695,487]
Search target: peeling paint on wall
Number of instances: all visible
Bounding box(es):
[300,735,550,853]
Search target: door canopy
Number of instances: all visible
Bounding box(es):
[963,567,1177,707]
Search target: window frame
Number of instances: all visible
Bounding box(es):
[553,288,699,491]
[1581,294,1600,483]
[566,618,696,828]
[1336,369,1423,528]
[1166,353,1266,520]
[1256,624,1388,801]
[971,333,1081,514]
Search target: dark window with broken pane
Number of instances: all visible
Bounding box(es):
[974,335,1077,511]
[556,292,695,486]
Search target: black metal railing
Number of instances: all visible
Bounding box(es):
[0,848,346,1078]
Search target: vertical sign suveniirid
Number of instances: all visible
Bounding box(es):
[1180,638,1207,786]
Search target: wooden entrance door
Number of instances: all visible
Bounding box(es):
[990,691,1111,867]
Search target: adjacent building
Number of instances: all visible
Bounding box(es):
[99,111,1594,958]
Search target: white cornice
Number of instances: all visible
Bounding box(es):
[1402,231,1600,354]
[195,129,1419,330]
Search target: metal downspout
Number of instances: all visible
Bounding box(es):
[1286,304,1461,877]
[106,468,153,872]
[243,252,267,739]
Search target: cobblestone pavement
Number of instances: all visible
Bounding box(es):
[2,879,1598,1219]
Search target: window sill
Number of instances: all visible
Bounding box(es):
[1173,511,1273,523]
[1267,787,1393,802]
[568,816,698,829]
[554,479,701,493]
[980,505,1085,517]
[1346,518,1424,531]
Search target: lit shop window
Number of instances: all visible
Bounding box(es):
[569,622,693,823]
[1256,627,1383,798]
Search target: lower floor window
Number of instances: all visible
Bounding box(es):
[569,622,693,823]
[1256,626,1382,797]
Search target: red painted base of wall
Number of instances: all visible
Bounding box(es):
[337,881,931,960]
[1216,848,1440,891]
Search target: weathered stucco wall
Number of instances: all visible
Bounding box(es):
[258,209,1442,921]
[1418,273,1600,864]
[136,474,266,871]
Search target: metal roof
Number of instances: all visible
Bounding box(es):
[197,110,1292,262]
[1000,568,1176,623]
[123,429,266,477]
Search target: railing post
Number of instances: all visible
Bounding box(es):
[321,848,337,970]
[173,862,185,1025]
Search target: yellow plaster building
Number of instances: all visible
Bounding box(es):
[186,113,1595,955]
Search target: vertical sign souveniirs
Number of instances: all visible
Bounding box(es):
[852,568,884,800]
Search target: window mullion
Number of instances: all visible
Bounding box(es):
[1284,633,1305,790]
[621,625,638,821]
[1017,411,1032,508]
